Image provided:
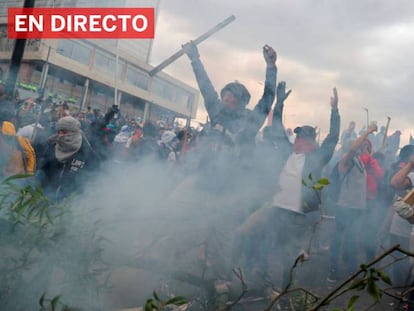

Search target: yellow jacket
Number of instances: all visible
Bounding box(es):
[1,121,36,176]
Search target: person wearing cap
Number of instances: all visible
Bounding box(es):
[233,85,340,291]
[181,41,277,156]
[37,116,99,201]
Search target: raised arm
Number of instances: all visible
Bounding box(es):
[271,81,292,146]
[319,88,340,164]
[339,123,377,173]
[182,41,221,124]
[390,155,414,190]
[249,45,277,132]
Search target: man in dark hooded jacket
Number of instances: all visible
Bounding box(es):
[182,41,277,157]
[37,116,100,201]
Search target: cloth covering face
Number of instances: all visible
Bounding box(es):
[55,116,82,162]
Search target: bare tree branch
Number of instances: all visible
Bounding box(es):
[225,267,247,310]
[263,253,306,311]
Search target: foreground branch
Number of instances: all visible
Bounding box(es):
[310,244,414,311]
[225,267,247,310]
[263,253,306,311]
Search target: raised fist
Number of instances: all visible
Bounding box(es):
[182,41,200,61]
[263,45,277,65]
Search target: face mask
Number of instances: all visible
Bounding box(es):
[55,132,82,162]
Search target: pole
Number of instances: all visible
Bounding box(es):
[363,107,369,128]
[5,0,36,98]
[79,78,89,112]
[149,15,236,76]
[39,45,51,98]
[114,54,119,107]
[381,116,391,151]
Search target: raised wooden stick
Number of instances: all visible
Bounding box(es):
[381,116,391,150]
[148,15,236,76]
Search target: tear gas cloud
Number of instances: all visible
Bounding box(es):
[2,0,414,310]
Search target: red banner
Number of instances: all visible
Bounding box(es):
[8,7,155,39]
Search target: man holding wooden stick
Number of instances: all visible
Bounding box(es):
[181,41,277,158]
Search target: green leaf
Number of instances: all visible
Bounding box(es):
[3,173,32,183]
[302,179,307,186]
[312,183,324,191]
[166,296,188,305]
[318,178,330,185]
[367,279,381,302]
[153,291,160,301]
[308,173,313,181]
[144,299,160,311]
[346,295,359,310]
[348,278,367,291]
[144,299,154,311]
[377,271,392,285]
[50,295,61,310]
[39,292,46,307]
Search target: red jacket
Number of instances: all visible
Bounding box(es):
[360,153,384,200]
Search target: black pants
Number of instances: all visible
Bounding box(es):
[233,206,307,289]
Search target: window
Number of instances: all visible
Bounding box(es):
[152,78,174,101]
[152,78,194,112]
[94,50,116,74]
[57,40,92,66]
[125,65,149,90]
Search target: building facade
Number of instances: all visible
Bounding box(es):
[0,0,199,125]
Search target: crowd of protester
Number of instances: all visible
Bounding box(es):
[1,42,414,310]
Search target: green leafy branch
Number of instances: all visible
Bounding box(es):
[0,174,64,228]
[310,244,413,310]
[39,293,80,311]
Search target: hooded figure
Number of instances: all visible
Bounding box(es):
[55,116,83,162]
[38,116,99,201]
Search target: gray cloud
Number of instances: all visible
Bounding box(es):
[151,0,414,143]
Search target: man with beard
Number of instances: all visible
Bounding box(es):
[37,116,99,201]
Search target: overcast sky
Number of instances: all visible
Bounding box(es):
[150,0,414,144]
